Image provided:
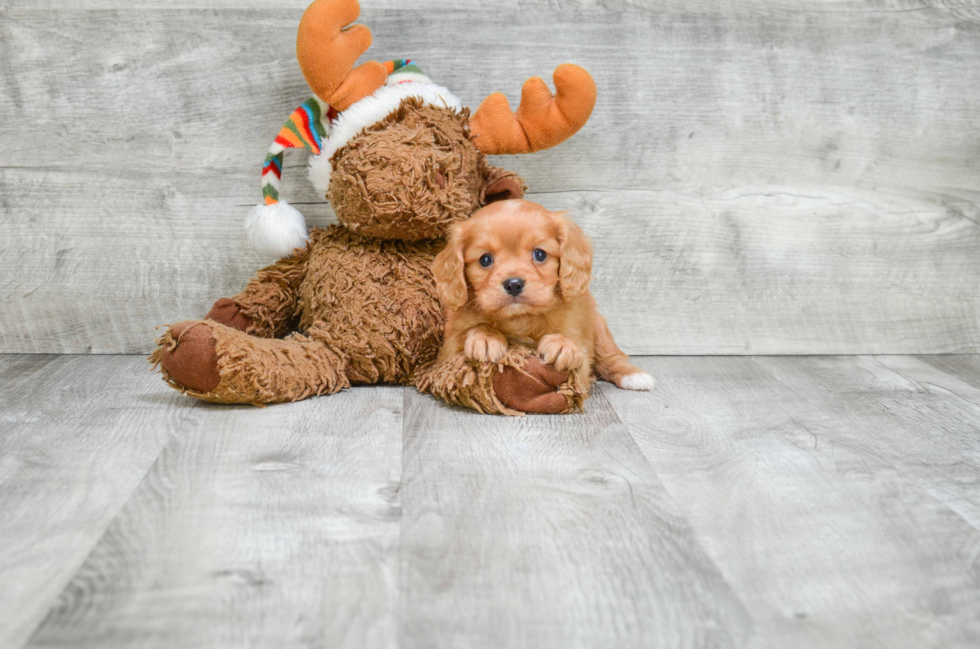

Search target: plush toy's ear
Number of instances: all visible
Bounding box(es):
[553,211,593,298]
[483,176,524,205]
[432,225,469,310]
[480,163,526,205]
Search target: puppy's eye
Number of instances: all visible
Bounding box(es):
[479,253,493,268]
[533,248,547,262]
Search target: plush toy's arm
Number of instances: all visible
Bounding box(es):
[416,346,587,416]
[208,244,311,339]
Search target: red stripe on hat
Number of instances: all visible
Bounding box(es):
[273,134,295,149]
[262,163,282,180]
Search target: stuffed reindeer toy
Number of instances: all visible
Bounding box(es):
[152,0,597,414]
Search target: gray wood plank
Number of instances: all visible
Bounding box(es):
[756,355,980,529]
[558,188,979,354]
[602,356,980,648]
[0,355,190,649]
[24,385,403,649]
[915,355,980,396]
[10,1,978,10]
[9,0,980,11]
[878,354,980,409]
[4,4,980,192]
[543,0,980,13]
[3,173,977,355]
[2,4,980,354]
[0,167,302,355]
[399,387,752,649]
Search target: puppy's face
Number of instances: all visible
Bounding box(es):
[433,200,592,317]
[464,202,562,316]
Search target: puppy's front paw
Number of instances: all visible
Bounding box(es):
[618,371,655,391]
[464,329,508,363]
[537,334,584,372]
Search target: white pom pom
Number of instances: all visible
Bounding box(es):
[245,201,308,258]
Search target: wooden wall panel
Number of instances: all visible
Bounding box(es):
[1,3,978,353]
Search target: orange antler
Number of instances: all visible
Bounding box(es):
[296,0,388,111]
[469,64,597,155]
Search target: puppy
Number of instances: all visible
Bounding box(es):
[433,199,654,396]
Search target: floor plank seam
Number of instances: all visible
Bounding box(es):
[592,384,757,636]
[395,384,413,649]
[19,396,203,649]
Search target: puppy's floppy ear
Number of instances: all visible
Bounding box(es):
[432,223,469,310]
[553,210,593,298]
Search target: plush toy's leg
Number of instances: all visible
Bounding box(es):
[415,346,588,416]
[150,320,348,405]
[208,246,312,338]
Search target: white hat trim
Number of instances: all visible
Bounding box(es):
[308,81,463,196]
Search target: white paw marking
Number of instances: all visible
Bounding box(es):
[619,371,655,391]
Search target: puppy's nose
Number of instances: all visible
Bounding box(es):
[503,277,525,297]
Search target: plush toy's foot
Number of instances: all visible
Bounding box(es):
[207,298,252,333]
[415,346,587,416]
[493,356,573,414]
[156,321,222,393]
[150,320,349,405]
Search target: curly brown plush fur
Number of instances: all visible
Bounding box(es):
[153,100,586,414]
[330,100,485,241]
[415,346,587,416]
[296,227,444,383]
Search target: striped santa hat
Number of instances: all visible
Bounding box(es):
[246,59,462,257]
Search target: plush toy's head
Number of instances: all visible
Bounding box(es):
[245,0,597,256]
[324,100,508,241]
[307,61,531,242]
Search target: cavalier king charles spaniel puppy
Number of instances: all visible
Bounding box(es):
[433,199,654,397]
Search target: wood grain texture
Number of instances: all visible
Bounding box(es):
[399,387,752,648]
[22,385,403,649]
[6,1,980,17]
[916,355,980,395]
[879,354,980,409]
[0,355,192,649]
[557,188,979,354]
[2,354,980,647]
[2,3,979,354]
[602,356,980,648]
[757,355,980,528]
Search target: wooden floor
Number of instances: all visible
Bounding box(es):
[2,354,980,649]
